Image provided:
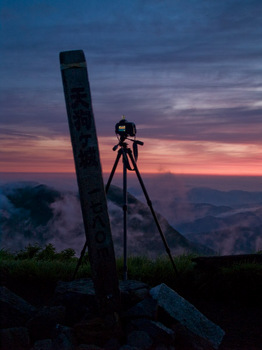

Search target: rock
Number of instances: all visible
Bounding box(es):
[123,297,157,320]
[0,280,227,349]
[154,346,175,350]
[53,325,76,350]
[119,280,149,307]
[75,344,104,350]
[150,283,225,349]
[53,279,98,324]
[0,286,36,328]
[54,279,96,297]
[0,327,30,350]
[74,313,121,347]
[130,318,175,345]
[103,336,121,350]
[53,278,149,321]
[120,280,150,313]
[127,330,153,349]
[119,346,138,350]
[26,305,66,341]
[31,339,53,350]
[76,345,103,349]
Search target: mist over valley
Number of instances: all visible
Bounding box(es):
[1,174,261,256]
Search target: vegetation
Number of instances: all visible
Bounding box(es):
[1,244,262,306]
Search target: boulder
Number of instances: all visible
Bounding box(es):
[150,283,225,349]
[75,345,103,350]
[119,280,149,303]
[130,318,175,345]
[0,286,36,328]
[53,279,97,324]
[0,327,30,350]
[0,280,227,349]
[123,297,157,319]
[52,325,76,350]
[54,279,96,298]
[127,330,153,349]
[26,305,66,341]
[74,313,121,347]
[31,339,53,350]
[53,278,149,320]
[54,279,149,303]
[30,326,76,350]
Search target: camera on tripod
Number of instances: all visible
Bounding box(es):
[115,117,136,138]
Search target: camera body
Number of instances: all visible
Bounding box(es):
[115,118,136,138]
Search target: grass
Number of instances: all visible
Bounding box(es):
[1,244,262,306]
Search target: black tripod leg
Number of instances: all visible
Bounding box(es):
[123,155,128,281]
[73,240,88,279]
[127,149,179,276]
[106,149,122,193]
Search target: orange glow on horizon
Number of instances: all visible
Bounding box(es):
[1,136,261,176]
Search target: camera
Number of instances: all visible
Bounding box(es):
[115,117,136,138]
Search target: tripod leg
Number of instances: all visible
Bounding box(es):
[105,149,122,193]
[73,241,88,279]
[106,147,128,280]
[123,155,128,281]
[127,149,178,276]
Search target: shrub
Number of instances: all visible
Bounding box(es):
[16,243,41,260]
[36,243,56,260]
[0,248,14,260]
[57,248,76,261]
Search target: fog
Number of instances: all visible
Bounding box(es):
[1,173,262,256]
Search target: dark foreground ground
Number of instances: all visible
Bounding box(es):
[191,298,262,350]
[2,253,261,350]
[3,280,261,350]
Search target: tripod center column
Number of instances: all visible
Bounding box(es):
[122,148,128,281]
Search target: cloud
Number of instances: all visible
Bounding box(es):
[1,0,262,174]
[2,178,261,256]
[0,181,196,257]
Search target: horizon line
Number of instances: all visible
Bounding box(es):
[1,171,262,177]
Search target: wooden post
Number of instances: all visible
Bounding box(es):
[60,50,120,314]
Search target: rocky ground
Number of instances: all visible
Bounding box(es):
[1,277,261,350]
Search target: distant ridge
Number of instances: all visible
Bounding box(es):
[188,187,262,207]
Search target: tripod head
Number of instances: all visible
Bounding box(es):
[113,137,144,166]
[113,137,143,151]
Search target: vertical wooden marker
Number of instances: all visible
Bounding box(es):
[60,50,120,314]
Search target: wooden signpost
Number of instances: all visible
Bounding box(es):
[60,50,120,314]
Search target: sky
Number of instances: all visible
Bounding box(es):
[1,0,262,176]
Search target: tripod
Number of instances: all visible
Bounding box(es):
[73,136,178,280]
[105,137,178,280]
